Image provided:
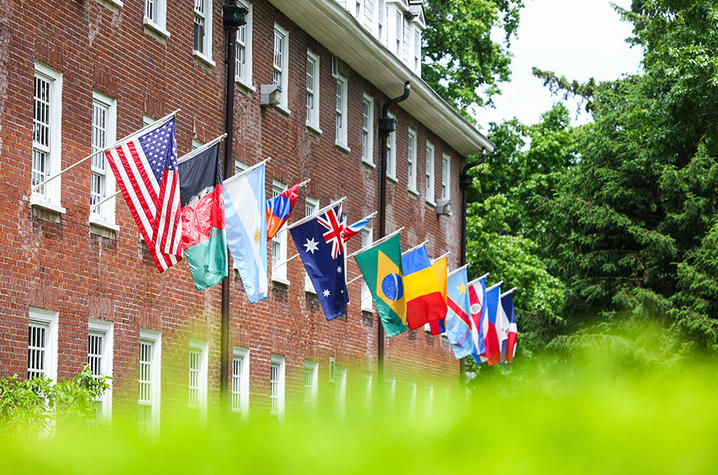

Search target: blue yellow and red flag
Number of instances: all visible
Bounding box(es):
[401,245,447,330]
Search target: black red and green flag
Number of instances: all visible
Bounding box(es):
[179,143,227,290]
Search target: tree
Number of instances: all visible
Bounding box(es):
[421,0,524,119]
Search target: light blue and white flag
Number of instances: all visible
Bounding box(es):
[224,164,268,303]
[444,267,474,359]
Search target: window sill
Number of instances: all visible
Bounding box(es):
[408,188,419,197]
[335,143,351,154]
[275,103,291,117]
[362,159,376,169]
[272,276,290,287]
[95,0,123,12]
[30,196,66,216]
[236,79,256,93]
[143,18,170,41]
[305,286,317,295]
[193,51,216,69]
[386,174,398,183]
[361,306,374,313]
[90,213,120,232]
[305,123,322,138]
[426,200,436,208]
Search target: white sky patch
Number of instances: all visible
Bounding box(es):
[476,0,643,130]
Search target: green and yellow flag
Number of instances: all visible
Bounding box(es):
[354,233,407,337]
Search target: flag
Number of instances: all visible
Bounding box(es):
[402,245,447,330]
[428,256,448,335]
[483,284,502,366]
[178,143,227,290]
[496,289,511,356]
[289,202,349,320]
[354,233,406,337]
[106,117,182,272]
[502,292,518,363]
[444,268,474,359]
[468,277,487,363]
[224,165,268,303]
[266,182,300,240]
[341,214,373,242]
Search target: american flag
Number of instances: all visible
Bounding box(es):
[106,118,183,272]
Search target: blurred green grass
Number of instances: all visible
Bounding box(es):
[3,324,718,474]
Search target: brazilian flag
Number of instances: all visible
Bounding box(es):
[354,234,406,337]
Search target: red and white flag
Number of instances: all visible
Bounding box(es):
[106,118,183,272]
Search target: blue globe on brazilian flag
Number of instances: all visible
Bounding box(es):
[354,233,407,337]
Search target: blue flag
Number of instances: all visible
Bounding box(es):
[444,268,474,359]
[289,202,349,320]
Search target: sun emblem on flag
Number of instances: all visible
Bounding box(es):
[316,203,346,260]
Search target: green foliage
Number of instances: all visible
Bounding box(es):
[3,328,718,473]
[0,365,110,431]
[422,0,524,118]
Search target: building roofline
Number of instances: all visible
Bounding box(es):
[268,0,495,156]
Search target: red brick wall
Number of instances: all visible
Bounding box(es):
[0,0,466,420]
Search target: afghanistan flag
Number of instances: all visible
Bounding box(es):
[178,143,228,290]
[354,233,407,338]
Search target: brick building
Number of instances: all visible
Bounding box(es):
[0,0,491,426]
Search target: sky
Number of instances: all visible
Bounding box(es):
[476,0,644,131]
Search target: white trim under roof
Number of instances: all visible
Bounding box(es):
[269,0,493,156]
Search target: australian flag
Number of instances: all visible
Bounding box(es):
[289,202,349,320]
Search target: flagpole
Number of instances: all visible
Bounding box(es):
[501,287,517,297]
[448,264,469,277]
[345,227,404,260]
[30,108,181,195]
[467,273,489,287]
[286,197,347,230]
[401,240,429,256]
[224,157,272,184]
[485,280,503,292]
[346,274,363,285]
[91,133,229,212]
[432,251,451,263]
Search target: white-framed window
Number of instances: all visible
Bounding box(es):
[232,347,250,416]
[28,307,58,382]
[425,141,435,205]
[402,18,410,62]
[378,1,386,43]
[387,112,397,180]
[360,227,374,311]
[414,29,421,73]
[303,360,318,412]
[236,0,253,89]
[144,0,168,36]
[88,319,113,421]
[273,24,290,112]
[441,153,451,201]
[270,355,285,418]
[304,197,319,292]
[32,63,63,209]
[271,181,288,284]
[361,94,374,165]
[363,0,375,30]
[188,339,208,418]
[305,50,321,133]
[193,0,213,65]
[394,9,402,55]
[139,329,161,433]
[90,92,117,226]
[407,128,417,193]
[335,74,348,150]
[361,372,373,414]
[333,365,347,419]
[354,0,362,18]
[407,382,417,418]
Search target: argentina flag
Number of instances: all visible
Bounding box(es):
[224,163,268,303]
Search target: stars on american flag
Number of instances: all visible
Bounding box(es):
[138,119,178,183]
